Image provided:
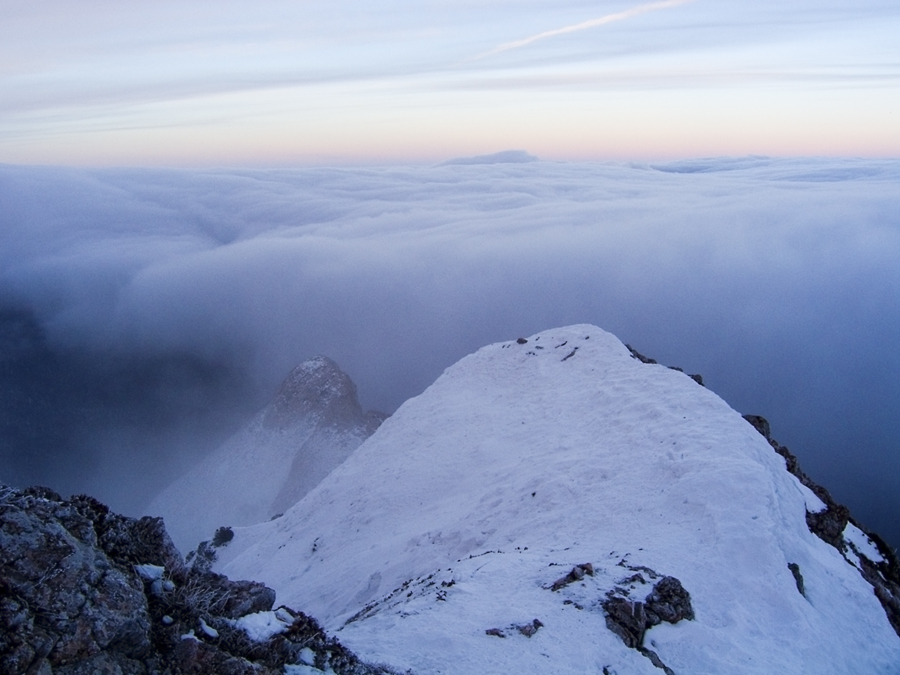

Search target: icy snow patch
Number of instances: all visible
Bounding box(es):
[199,617,219,638]
[844,522,884,563]
[232,610,292,642]
[799,483,827,513]
[284,665,328,675]
[134,563,165,580]
[297,647,315,665]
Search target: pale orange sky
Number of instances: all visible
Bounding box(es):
[1,0,898,165]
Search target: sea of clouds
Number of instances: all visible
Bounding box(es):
[1,155,898,546]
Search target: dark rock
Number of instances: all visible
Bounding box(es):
[603,574,693,662]
[644,576,694,625]
[603,598,648,648]
[485,628,505,638]
[626,345,703,386]
[806,505,851,550]
[742,414,771,441]
[187,571,277,619]
[0,488,152,670]
[516,338,528,344]
[855,551,900,637]
[213,526,235,547]
[0,484,393,675]
[788,563,806,597]
[189,539,219,573]
[22,485,63,502]
[516,619,543,637]
[550,563,594,591]
[637,646,676,675]
[625,345,657,364]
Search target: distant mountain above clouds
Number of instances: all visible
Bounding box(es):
[146,356,385,551]
[215,325,900,674]
[438,149,539,166]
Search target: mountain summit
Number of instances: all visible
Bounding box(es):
[147,356,385,551]
[217,326,900,674]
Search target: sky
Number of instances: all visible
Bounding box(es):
[1,0,899,165]
[1,157,899,551]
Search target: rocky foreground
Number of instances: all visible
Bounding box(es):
[0,485,394,675]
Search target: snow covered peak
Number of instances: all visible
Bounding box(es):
[219,325,900,674]
[264,356,364,430]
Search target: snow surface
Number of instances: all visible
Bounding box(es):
[799,483,827,514]
[220,325,900,674]
[844,522,885,564]
[198,617,219,638]
[134,563,165,581]
[284,665,328,675]
[231,609,294,642]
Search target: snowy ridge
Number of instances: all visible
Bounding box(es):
[147,357,384,551]
[219,326,900,674]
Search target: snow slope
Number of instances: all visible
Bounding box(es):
[219,326,900,674]
[147,357,384,551]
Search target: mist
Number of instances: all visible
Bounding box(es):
[1,156,898,547]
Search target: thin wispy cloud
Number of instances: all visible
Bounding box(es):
[473,0,698,61]
[2,0,898,162]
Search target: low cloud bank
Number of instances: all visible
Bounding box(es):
[439,150,539,165]
[1,157,898,546]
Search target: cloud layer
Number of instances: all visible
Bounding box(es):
[1,157,899,547]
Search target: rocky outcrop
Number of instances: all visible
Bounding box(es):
[0,485,396,675]
[741,414,854,546]
[601,568,694,675]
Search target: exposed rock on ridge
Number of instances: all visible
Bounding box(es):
[625,344,900,640]
[0,484,395,675]
[741,413,900,637]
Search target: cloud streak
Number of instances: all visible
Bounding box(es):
[2,1,899,162]
[473,0,698,61]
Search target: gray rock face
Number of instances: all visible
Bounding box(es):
[602,574,694,650]
[1,487,153,672]
[601,568,694,675]
[0,485,394,675]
